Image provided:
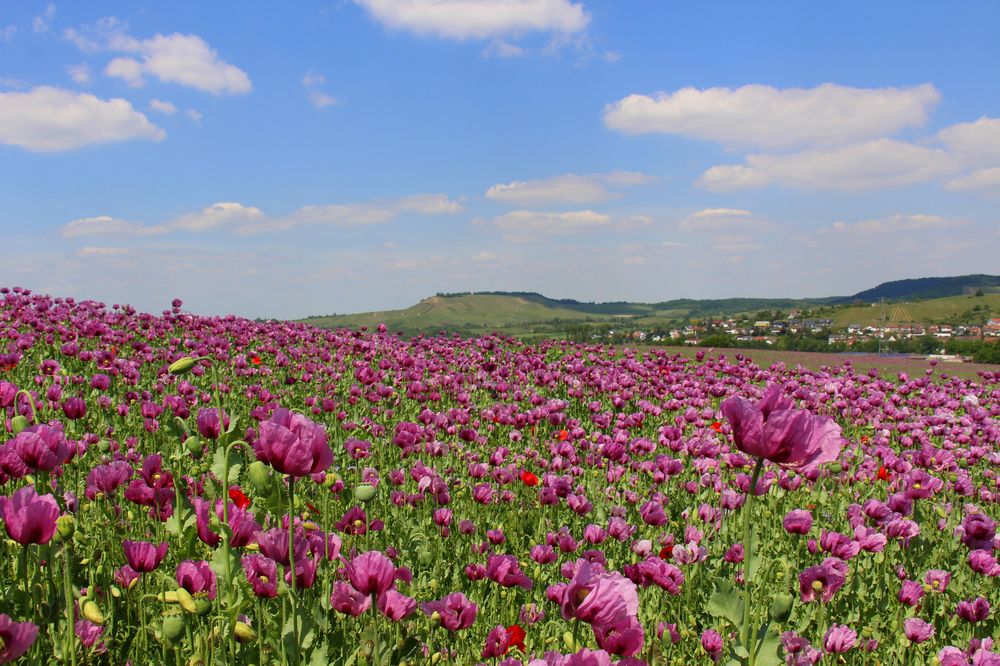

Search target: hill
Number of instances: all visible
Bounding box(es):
[848,274,1000,302]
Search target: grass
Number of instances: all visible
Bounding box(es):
[814,294,1000,327]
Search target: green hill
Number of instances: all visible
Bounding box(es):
[847,274,1000,302]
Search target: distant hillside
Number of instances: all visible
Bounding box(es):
[848,275,1000,302]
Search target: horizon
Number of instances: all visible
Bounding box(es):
[2,1,999,319]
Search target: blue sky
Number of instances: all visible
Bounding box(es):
[1,1,998,319]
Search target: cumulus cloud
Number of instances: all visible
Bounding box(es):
[0,87,164,152]
[936,117,1000,165]
[697,139,957,191]
[485,171,653,205]
[677,208,774,232]
[603,83,940,150]
[353,0,589,40]
[482,39,525,58]
[61,194,464,238]
[308,91,337,108]
[482,209,612,239]
[66,63,91,84]
[33,4,56,33]
[60,216,168,238]
[818,213,965,236]
[302,70,336,108]
[149,98,177,115]
[945,167,1000,192]
[66,19,251,95]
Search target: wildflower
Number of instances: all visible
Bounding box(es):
[176,561,217,600]
[701,629,723,662]
[903,618,934,644]
[0,614,39,663]
[256,408,332,478]
[242,555,278,598]
[0,486,60,545]
[521,470,540,486]
[420,592,477,631]
[122,541,169,573]
[783,509,813,535]
[343,551,398,597]
[798,558,847,604]
[196,408,229,440]
[823,625,857,653]
[228,487,251,511]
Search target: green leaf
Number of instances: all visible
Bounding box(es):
[308,641,329,666]
[753,625,783,666]
[210,445,244,485]
[707,579,745,629]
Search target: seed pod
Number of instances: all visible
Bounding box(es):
[162,614,185,642]
[354,484,377,503]
[769,593,793,623]
[176,588,197,614]
[195,599,213,616]
[169,357,197,375]
[56,515,76,541]
[248,461,274,496]
[184,436,204,459]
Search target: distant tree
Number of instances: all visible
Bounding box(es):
[975,288,985,297]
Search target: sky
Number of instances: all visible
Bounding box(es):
[1,1,998,319]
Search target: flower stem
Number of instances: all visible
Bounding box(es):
[287,475,299,666]
[62,543,77,666]
[371,592,382,666]
[741,457,765,666]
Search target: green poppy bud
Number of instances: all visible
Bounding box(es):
[184,436,203,459]
[162,615,185,642]
[769,593,793,623]
[81,598,104,625]
[168,357,197,375]
[195,599,213,616]
[828,462,843,474]
[248,461,274,496]
[11,415,29,435]
[234,621,256,643]
[175,588,198,614]
[158,591,179,604]
[354,484,376,503]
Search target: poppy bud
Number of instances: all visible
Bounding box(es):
[52,515,76,543]
[158,590,180,604]
[162,615,185,642]
[431,653,442,665]
[769,593,793,623]
[195,599,213,616]
[175,588,198,614]
[11,415,29,434]
[184,436,203,459]
[248,461,274,496]
[827,462,843,474]
[81,598,104,625]
[169,357,197,375]
[354,484,376,503]
[234,621,256,643]
[429,611,442,627]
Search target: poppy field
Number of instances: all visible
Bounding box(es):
[0,286,998,666]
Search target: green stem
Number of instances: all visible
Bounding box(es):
[14,389,39,424]
[287,476,299,666]
[62,543,77,666]
[371,592,383,666]
[211,362,235,665]
[741,457,765,666]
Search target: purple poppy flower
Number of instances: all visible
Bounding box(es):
[903,618,934,644]
[898,580,925,607]
[421,592,477,631]
[0,486,60,546]
[377,589,416,621]
[85,461,133,500]
[924,569,952,593]
[196,408,229,440]
[255,408,332,478]
[622,558,684,595]
[0,614,39,663]
[242,555,278,598]
[122,541,168,573]
[593,615,644,657]
[721,385,844,475]
[798,558,847,604]
[962,513,997,551]
[823,624,857,653]
[74,619,106,652]
[482,625,510,659]
[783,509,813,535]
[13,424,70,472]
[701,629,723,662]
[330,581,371,616]
[176,560,217,600]
[343,551,398,598]
[957,597,991,624]
[61,397,87,420]
[114,565,141,590]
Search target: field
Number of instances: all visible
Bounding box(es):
[1,288,998,665]
[813,294,1000,327]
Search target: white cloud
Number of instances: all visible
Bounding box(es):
[677,208,771,232]
[1,25,17,43]
[302,72,326,88]
[937,117,1000,166]
[185,108,202,123]
[471,251,496,262]
[485,209,612,238]
[0,86,164,152]
[697,139,957,191]
[66,20,251,95]
[104,57,145,87]
[393,193,464,215]
[308,91,337,108]
[60,216,167,238]
[77,246,129,257]
[482,39,525,58]
[485,171,653,205]
[353,0,589,40]
[33,4,56,33]
[149,98,177,115]
[171,202,267,231]
[818,213,965,236]
[710,235,763,253]
[603,83,940,150]
[945,167,1000,192]
[66,63,91,85]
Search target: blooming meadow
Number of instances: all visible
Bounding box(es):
[0,286,998,665]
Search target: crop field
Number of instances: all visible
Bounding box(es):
[0,287,998,665]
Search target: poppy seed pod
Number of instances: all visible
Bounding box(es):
[247,461,274,497]
[769,592,794,622]
[11,415,29,435]
[354,484,376,503]
[162,615,185,642]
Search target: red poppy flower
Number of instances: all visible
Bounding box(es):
[557,429,569,441]
[505,624,526,653]
[877,466,890,481]
[710,421,723,432]
[659,545,674,560]
[305,502,320,515]
[860,435,870,444]
[520,470,539,487]
[251,355,262,365]
[228,487,251,510]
